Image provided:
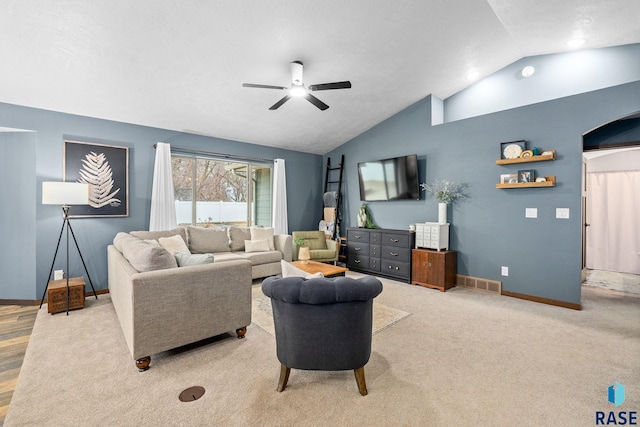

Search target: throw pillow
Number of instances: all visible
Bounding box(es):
[174,252,215,267]
[144,239,161,248]
[280,260,323,279]
[187,226,230,253]
[117,234,178,272]
[159,234,191,255]
[228,226,251,251]
[245,239,271,253]
[250,226,275,251]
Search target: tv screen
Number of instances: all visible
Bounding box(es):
[358,154,420,201]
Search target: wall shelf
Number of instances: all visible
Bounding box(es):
[495,150,555,165]
[496,176,556,189]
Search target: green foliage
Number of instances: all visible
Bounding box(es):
[420,180,470,204]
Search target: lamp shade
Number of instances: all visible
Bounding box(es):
[42,182,89,205]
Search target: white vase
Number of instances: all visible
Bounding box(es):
[438,202,448,224]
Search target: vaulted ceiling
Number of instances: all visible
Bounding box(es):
[1,1,639,154]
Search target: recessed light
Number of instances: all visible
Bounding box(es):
[567,38,586,49]
[521,66,535,78]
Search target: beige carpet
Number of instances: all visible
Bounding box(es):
[6,274,640,426]
[251,284,411,336]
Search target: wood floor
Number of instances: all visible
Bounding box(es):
[0,305,38,426]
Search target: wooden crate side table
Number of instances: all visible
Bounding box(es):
[411,249,457,292]
[47,277,85,314]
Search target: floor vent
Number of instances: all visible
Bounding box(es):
[456,274,502,295]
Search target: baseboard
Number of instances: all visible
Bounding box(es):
[0,288,110,306]
[456,274,502,294]
[501,290,582,310]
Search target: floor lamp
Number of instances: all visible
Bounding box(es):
[40,182,98,315]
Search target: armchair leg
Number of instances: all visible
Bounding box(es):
[354,367,368,396]
[136,356,151,372]
[277,364,291,392]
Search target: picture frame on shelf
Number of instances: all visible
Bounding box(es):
[500,140,527,160]
[500,173,518,184]
[518,169,535,183]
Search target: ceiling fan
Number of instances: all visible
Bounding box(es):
[242,61,351,111]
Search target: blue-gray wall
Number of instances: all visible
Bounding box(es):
[326,81,640,306]
[0,103,323,300]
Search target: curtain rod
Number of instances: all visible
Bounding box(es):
[153,143,274,164]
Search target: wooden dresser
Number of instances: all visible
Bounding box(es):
[347,227,415,283]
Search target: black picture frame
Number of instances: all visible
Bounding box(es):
[63,140,129,217]
[518,169,535,183]
[500,140,527,160]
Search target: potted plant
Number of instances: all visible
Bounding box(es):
[293,236,306,259]
[420,180,469,224]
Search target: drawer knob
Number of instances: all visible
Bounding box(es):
[395,266,399,270]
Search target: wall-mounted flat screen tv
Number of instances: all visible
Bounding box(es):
[357,154,420,201]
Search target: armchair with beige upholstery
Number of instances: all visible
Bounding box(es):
[292,230,339,263]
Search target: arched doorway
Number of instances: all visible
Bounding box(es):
[582,112,640,295]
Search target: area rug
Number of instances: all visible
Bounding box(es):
[251,285,411,336]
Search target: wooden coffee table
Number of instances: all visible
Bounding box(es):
[290,260,348,278]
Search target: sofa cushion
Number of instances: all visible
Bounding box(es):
[250,226,275,251]
[159,235,191,255]
[310,249,337,260]
[245,239,271,253]
[130,227,187,243]
[228,226,251,251]
[187,226,230,253]
[237,250,282,266]
[280,260,323,278]
[115,233,178,272]
[174,252,215,267]
[210,252,246,262]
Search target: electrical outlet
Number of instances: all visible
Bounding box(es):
[54,270,64,280]
[501,266,509,276]
[525,208,538,218]
[556,208,570,219]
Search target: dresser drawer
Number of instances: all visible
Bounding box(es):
[347,230,369,243]
[381,232,411,248]
[369,244,381,258]
[370,232,381,244]
[381,246,411,263]
[369,257,381,271]
[348,242,369,256]
[348,255,370,270]
[381,260,411,279]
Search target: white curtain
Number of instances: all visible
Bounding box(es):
[272,158,288,234]
[586,170,640,274]
[149,143,178,231]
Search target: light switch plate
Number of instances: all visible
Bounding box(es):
[525,208,538,218]
[556,208,570,219]
[501,266,509,276]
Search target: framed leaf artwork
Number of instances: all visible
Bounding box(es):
[63,140,129,217]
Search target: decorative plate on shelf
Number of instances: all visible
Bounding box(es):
[503,143,523,159]
[520,150,533,158]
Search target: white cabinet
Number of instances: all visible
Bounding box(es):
[415,222,449,251]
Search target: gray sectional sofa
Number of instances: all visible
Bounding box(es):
[107,225,292,370]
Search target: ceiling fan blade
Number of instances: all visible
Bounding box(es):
[242,83,287,90]
[309,81,352,91]
[269,95,291,110]
[305,94,329,111]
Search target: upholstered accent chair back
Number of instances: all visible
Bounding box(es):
[261,275,383,395]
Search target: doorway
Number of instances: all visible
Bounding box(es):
[581,114,640,296]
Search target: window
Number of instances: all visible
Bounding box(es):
[171,155,272,227]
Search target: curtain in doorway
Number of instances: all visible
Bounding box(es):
[149,142,178,231]
[272,158,288,234]
[586,170,640,274]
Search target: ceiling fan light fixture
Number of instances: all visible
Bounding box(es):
[289,84,307,97]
